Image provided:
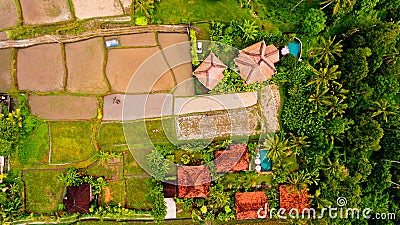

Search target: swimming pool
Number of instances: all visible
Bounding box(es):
[259,149,272,172]
[288,37,302,58]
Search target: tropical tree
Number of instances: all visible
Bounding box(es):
[307,65,341,89]
[312,36,343,66]
[310,189,333,209]
[289,133,310,157]
[302,9,327,36]
[320,0,357,15]
[134,0,159,19]
[308,87,331,111]
[370,99,398,123]
[262,134,289,162]
[325,96,348,118]
[287,170,313,194]
[239,20,259,42]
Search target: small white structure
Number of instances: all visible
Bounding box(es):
[281,46,290,56]
[164,198,177,219]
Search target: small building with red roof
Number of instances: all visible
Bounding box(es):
[279,185,310,213]
[63,183,94,213]
[235,192,269,220]
[193,52,227,90]
[234,41,280,84]
[177,165,210,198]
[214,144,249,173]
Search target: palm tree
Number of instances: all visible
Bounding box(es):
[325,96,348,118]
[311,189,333,209]
[239,20,259,42]
[308,87,331,111]
[312,36,343,66]
[289,133,310,157]
[262,134,289,162]
[320,0,356,15]
[287,170,313,195]
[134,0,157,19]
[307,65,341,89]
[370,99,398,123]
[328,81,348,100]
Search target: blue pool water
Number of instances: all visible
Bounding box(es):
[288,40,301,58]
[260,150,272,172]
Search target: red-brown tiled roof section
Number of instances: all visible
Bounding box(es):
[63,183,93,214]
[193,52,227,90]
[235,192,268,220]
[178,165,210,198]
[234,41,279,84]
[279,185,310,213]
[214,144,249,173]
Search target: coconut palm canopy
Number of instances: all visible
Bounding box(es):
[234,41,280,84]
[193,52,227,90]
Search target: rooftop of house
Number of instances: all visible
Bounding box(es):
[234,41,280,84]
[214,144,250,173]
[177,165,211,198]
[235,191,268,220]
[193,52,227,90]
[279,185,310,213]
[63,183,93,214]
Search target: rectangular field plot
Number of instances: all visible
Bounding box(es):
[125,178,151,210]
[123,150,147,176]
[99,181,125,207]
[24,170,64,213]
[18,122,49,166]
[49,122,95,164]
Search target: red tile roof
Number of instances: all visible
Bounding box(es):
[214,144,249,172]
[63,184,93,213]
[234,41,279,84]
[193,53,227,90]
[178,165,210,198]
[279,185,310,213]
[235,192,268,220]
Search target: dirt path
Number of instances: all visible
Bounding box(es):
[0,25,189,49]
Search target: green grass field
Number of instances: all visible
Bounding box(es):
[123,150,147,175]
[99,181,125,207]
[49,122,95,164]
[24,170,64,213]
[125,178,151,210]
[17,121,49,166]
[153,0,255,24]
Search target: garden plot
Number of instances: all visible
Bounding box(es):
[119,33,157,47]
[158,33,189,49]
[87,159,122,181]
[0,49,13,92]
[171,63,195,97]
[0,0,19,28]
[23,170,64,213]
[125,177,151,209]
[17,44,65,92]
[123,150,147,176]
[106,47,160,93]
[71,0,124,20]
[49,122,95,164]
[260,85,281,132]
[100,181,125,206]
[65,38,108,94]
[29,95,98,120]
[176,106,261,140]
[19,0,72,25]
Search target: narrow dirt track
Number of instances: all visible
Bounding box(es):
[0,25,189,49]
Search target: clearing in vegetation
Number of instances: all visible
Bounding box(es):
[0,0,19,28]
[71,0,124,20]
[29,95,98,120]
[17,44,65,92]
[49,121,95,164]
[0,48,13,92]
[23,170,65,213]
[65,37,108,94]
[19,0,72,25]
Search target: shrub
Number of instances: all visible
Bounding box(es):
[135,16,148,26]
[302,9,327,36]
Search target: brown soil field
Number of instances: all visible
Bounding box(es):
[119,33,156,47]
[0,32,7,41]
[65,38,108,94]
[71,0,123,20]
[0,49,13,92]
[17,44,65,92]
[171,63,195,96]
[151,70,175,92]
[106,47,160,93]
[29,95,98,120]
[0,0,19,28]
[260,84,281,132]
[19,0,72,25]
[158,33,189,49]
